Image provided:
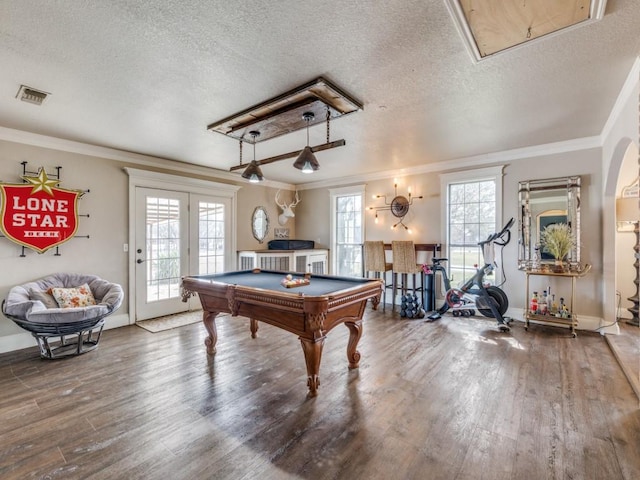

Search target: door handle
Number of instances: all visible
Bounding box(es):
[137,259,144,264]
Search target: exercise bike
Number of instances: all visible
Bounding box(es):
[426,218,514,332]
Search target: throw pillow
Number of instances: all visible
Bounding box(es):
[50,283,97,308]
[28,288,59,309]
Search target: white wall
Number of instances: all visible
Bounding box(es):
[503,149,603,319]
[237,186,297,251]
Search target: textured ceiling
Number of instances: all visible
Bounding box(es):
[0,1,639,186]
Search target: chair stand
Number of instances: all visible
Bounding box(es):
[35,324,105,359]
[7,313,106,359]
[369,271,392,311]
[364,241,393,312]
[391,241,425,314]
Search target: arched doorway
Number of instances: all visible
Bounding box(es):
[604,138,639,399]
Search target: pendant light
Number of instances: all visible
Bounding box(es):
[293,112,320,174]
[241,131,264,183]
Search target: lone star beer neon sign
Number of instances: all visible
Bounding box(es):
[0,167,83,253]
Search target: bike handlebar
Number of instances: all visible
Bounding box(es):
[478,217,514,247]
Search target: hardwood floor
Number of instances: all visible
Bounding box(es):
[1,308,639,479]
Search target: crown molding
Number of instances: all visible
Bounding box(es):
[0,126,295,190]
[0,125,602,193]
[295,135,601,191]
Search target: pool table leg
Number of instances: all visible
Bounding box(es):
[371,295,380,311]
[344,319,363,368]
[250,318,259,338]
[299,336,325,397]
[202,310,219,355]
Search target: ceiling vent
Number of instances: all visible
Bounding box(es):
[16,85,49,105]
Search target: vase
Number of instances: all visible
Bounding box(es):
[553,259,565,273]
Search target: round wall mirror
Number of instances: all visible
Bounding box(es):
[252,206,269,243]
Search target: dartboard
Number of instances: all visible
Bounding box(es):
[390,196,409,217]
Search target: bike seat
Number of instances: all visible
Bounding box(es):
[432,257,448,263]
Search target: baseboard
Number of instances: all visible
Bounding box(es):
[105,313,132,330]
[0,313,132,354]
[0,331,38,354]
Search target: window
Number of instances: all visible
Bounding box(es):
[330,185,365,277]
[440,167,503,284]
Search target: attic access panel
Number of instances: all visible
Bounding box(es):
[447,0,607,60]
[207,77,363,143]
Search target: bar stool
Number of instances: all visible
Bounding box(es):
[391,241,423,311]
[364,241,393,311]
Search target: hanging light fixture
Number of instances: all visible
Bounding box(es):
[293,112,320,174]
[241,131,264,183]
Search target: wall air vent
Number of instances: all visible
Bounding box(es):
[16,85,49,105]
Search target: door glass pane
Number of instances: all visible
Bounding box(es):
[198,201,225,275]
[146,197,182,302]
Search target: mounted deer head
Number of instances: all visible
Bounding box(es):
[275,190,300,225]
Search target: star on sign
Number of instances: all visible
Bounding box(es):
[23,168,59,195]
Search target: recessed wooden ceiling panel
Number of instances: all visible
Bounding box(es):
[207,77,363,143]
[460,0,592,57]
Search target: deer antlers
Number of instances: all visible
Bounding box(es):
[275,190,300,225]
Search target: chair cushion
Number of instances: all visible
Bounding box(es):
[28,288,59,309]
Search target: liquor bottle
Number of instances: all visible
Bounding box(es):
[559,298,566,318]
[530,291,539,315]
[539,290,548,315]
[532,244,541,270]
[551,294,557,315]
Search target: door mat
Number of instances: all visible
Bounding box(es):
[136,310,214,333]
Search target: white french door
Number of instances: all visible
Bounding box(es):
[134,188,233,321]
[135,188,189,320]
[126,168,239,323]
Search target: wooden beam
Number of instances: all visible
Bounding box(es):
[229,139,346,172]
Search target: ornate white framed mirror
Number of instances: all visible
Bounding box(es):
[252,206,269,243]
[518,176,581,270]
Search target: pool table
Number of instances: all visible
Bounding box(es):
[181,269,383,396]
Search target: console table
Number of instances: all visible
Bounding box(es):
[238,249,329,274]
